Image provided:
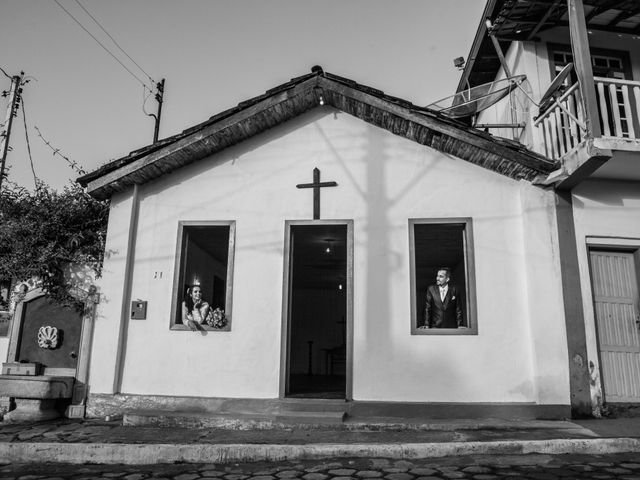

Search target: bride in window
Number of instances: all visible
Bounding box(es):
[181,285,211,331]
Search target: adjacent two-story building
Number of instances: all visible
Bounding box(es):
[456,0,640,414]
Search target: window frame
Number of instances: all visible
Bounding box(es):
[169,220,236,331]
[546,43,633,81]
[409,218,477,336]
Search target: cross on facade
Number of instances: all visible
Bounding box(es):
[296,167,338,219]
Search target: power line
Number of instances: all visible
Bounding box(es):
[20,99,39,188]
[73,0,155,85]
[34,126,86,175]
[53,0,152,90]
[141,85,154,116]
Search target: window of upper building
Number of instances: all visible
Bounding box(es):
[548,43,632,82]
[170,222,235,331]
[409,219,477,335]
[548,44,636,138]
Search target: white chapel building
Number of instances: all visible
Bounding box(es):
[76,66,574,421]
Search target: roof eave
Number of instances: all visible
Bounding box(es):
[83,71,558,201]
[77,72,320,187]
[83,75,321,200]
[316,76,555,175]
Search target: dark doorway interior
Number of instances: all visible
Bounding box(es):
[287,224,347,398]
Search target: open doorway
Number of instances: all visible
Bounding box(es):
[283,222,349,399]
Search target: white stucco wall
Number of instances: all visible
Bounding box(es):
[571,179,640,378]
[89,190,137,393]
[89,109,570,404]
[520,185,570,404]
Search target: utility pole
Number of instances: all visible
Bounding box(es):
[149,78,165,144]
[0,74,22,191]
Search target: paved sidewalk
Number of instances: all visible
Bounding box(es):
[1,416,640,465]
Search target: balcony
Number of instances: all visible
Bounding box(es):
[534,77,640,161]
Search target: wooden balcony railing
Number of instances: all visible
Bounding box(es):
[533,77,640,160]
[595,77,640,138]
[534,83,585,160]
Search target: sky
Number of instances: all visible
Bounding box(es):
[0,0,486,191]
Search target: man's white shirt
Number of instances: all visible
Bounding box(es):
[439,285,448,302]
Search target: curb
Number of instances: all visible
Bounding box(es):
[1,438,640,465]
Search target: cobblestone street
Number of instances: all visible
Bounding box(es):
[2,454,640,480]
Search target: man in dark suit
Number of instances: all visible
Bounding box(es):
[421,267,464,329]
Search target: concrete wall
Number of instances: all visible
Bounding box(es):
[571,178,640,382]
[520,185,569,404]
[88,108,569,404]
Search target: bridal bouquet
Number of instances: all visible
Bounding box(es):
[206,307,227,329]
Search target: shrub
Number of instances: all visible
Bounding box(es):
[0,181,109,307]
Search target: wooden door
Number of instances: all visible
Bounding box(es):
[590,250,640,402]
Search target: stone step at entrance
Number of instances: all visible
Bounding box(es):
[123,410,346,429]
[278,398,348,413]
[123,399,347,429]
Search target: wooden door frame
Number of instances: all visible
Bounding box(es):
[279,219,354,400]
[587,237,640,403]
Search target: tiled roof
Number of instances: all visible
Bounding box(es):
[79,66,557,200]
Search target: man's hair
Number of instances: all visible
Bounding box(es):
[437,267,451,278]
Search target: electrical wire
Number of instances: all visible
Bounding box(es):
[53,0,152,90]
[73,0,155,85]
[20,99,39,189]
[34,126,86,175]
[141,85,154,116]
